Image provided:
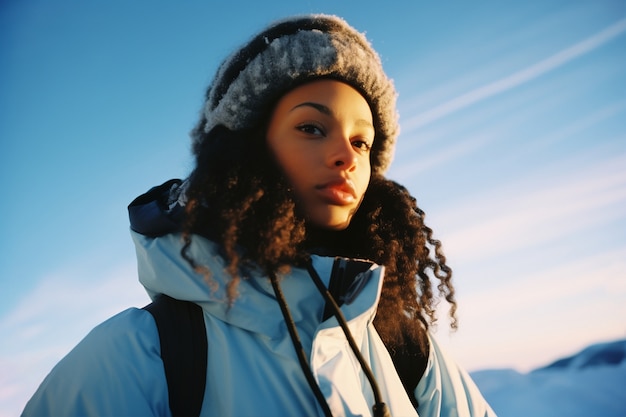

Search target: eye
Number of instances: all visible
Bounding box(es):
[352,139,372,152]
[296,123,325,136]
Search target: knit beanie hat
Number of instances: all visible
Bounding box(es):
[193,14,399,174]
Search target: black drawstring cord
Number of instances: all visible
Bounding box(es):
[269,271,333,417]
[305,258,392,417]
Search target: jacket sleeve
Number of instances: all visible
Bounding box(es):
[415,335,497,417]
[21,308,171,417]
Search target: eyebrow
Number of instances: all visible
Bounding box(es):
[291,102,374,130]
[291,102,332,115]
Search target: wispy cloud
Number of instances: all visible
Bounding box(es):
[0,260,148,417]
[401,18,626,132]
[522,99,626,152]
[438,151,626,264]
[390,63,626,182]
[440,245,626,372]
[390,130,497,179]
[429,148,626,371]
[374,30,626,370]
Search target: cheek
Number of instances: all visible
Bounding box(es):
[267,146,311,198]
[270,136,314,176]
[274,150,301,180]
[356,164,372,197]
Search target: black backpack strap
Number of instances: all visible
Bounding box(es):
[144,294,207,417]
[389,341,428,408]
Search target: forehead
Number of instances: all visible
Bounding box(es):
[274,79,373,121]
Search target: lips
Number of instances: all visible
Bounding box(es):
[315,178,357,205]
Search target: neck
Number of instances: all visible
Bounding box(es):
[304,225,355,258]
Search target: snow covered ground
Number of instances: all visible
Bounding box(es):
[471,339,626,417]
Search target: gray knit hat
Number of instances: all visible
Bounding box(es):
[193,14,399,174]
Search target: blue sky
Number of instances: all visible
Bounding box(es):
[1,1,625,415]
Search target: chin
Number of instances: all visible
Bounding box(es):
[324,223,350,231]
[307,207,356,231]
[317,216,352,231]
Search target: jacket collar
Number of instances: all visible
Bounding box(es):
[133,231,384,339]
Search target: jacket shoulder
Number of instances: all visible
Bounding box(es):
[22,308,170,417]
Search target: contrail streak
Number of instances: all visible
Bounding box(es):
[405,18,626,130]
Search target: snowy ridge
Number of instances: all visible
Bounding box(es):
[471,339,626,417]
[537,339,626,371]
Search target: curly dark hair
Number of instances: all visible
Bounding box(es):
[181,123,457,355]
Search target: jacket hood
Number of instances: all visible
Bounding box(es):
[133,231,386,336]
[128,180,385,339]
[128,179,185,238]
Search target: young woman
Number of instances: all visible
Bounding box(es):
[23,14,496,417]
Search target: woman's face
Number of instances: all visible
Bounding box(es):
[267,80,374,230]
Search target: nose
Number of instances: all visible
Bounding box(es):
[328,136,357,170]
